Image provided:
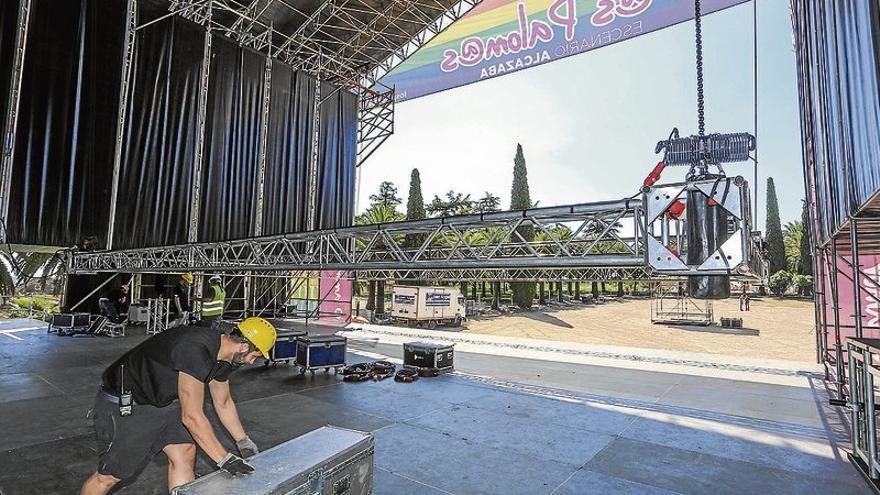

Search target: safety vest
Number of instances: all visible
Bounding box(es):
[201,286,225,317]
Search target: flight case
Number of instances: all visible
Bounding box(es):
[172,426,373,495]
[403,341,454,373]
[296,335,347,375]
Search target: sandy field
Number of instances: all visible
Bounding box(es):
[463,297,817,363]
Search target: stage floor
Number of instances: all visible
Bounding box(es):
[0,319,869,494]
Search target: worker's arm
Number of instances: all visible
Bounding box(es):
[178,371,228,463]
[174,294,183,314]
[208,379,246,442]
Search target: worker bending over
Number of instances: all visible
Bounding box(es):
[79,317,277,494]
[197,275,225,328]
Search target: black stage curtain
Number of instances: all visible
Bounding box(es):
[199,36,266,242]
[6,0,125,247]
[114,18,204,249]
[262,63,316,235]
[315,83,357,229]
[0,0,17,150]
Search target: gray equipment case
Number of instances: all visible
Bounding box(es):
[172,426,373,495]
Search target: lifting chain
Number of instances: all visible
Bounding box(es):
[695,0,705,138]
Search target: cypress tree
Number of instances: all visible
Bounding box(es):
[765,178,786,274]
[405,169,427,286]
[798,201,813,276]
[510,144,536,309]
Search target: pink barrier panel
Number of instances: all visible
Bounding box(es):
[318,271,352,324]
[823,254,880,351]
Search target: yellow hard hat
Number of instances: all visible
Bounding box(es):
[120,284,129,293]
[181,272,194,284]
[237,317,277,359]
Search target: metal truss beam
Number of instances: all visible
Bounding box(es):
[357,87,394,166]
[69,179,766,282]
[353,266,653,282]
[0,0,31,243]
[69,199,648,280]
[158,0,479,89]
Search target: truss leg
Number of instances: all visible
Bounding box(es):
[0,0,31,242]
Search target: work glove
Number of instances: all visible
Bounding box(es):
[217,453,255,476]
[236,434,259,458]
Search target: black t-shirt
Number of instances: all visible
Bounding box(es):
[173,283,191,313]
[107,288,128,311]
[101,326,236,407]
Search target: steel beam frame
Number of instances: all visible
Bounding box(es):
[357,87,394,166]
[0,0,31,243]
[70,199,648,279]
[188,1,214,243]
[107,0,138,250]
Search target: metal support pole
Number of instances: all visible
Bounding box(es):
[107,0,137,250]
[830,241,845,398]
[132,273,142,302]
[306,53,322,232]
[189,1,213,243]
[0,0,31,242]
[253,55,272,236]
[865,349,879,478]
[69,274,119,311]
[852,218,864,338]
[817,248,829,375]
[243,272,252,317]
[849,346,859,451]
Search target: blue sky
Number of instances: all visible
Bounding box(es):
[357,0,804,228]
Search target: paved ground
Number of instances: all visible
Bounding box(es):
[464,296,817,362]
[0,318,867,494]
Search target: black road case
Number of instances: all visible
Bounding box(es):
[49,312,90,334]
[403,341,454,373]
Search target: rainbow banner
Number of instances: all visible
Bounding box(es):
[380,0,747,102]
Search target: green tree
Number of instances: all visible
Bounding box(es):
[782,220,803,273]
[793,274,813,297]
[510,143,535,309]
[356,205,403,313]
[765,177,786,274]
[369,181,402,209]
[799,201,813,276]
[405,169,427,250]
[426,191,473,217]
[769,270,792,296]
[476,192,501,213]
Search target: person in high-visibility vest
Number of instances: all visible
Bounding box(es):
[198,275,225,329]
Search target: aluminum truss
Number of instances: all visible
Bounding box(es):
[357,86,394,166]
[70,178,769,282]
[69,198,649,280]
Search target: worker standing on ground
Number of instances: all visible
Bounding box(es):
[79,317,277,495]
[197,275,225,328]
[173,273,193,327]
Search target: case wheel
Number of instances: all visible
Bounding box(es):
[427,320,437,330]
[298,366,306,375]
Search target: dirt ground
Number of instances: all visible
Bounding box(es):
[463,297,817,363]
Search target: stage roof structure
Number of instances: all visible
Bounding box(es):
[143,0,481,89]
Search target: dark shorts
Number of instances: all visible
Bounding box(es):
[92,390,194,481]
